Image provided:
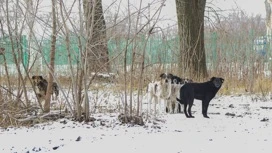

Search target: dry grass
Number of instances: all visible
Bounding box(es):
[216,75,272,96]
[0,94,22,128]
[1,69,272,128]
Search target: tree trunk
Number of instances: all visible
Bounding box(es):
[44,0,57,113]
[83,0,110,73]
[176,0,208,80]
[5,0,29,108]
[265,0,272,40]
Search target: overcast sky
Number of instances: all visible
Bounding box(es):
[101,0,266,28]
[28,0,267,38]
[210,0,265,16]
[39,0,266,22]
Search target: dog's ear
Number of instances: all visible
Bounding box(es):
[39,76,43,79]
[159,73,166,78]
[187,79,193,83]
[210,77,216,81]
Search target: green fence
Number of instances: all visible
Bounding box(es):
[41,37,80,65]
[107,36,179,65]
[206,31,271,67]
[0,32,271,69]
[0,35,28,67]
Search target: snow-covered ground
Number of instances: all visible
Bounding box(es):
[1,95,272,153]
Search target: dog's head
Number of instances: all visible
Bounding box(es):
[210,77,224,88]
[159,73,173,84]
[184,78,193,84]
[171,75,182,84]
[32,75,44,86]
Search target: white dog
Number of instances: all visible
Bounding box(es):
[147,73,173,116]
[167,83,183,113]
[147,73,191,116]
[147,73,172,115]
[167,76,192,113]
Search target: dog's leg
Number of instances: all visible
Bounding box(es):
[170,100,175,114]
[175,94,182,113]
[159,98,163,114]
[147,93,152,115]
[148,83,156,117]
[174,101,179,113]
[164,99,169,114]
[183,103,190,118]
[202,101,206,117]
[202,100,210,118]
[188,102,194,118]
[168,100,172,113]
[165,100,169,113]
[154,96,158,117]
[148,96,151,115]
[165,99,169,113]
[165,99,170,114]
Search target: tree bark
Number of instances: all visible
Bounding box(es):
[44,0,57,113]
[265,0,272,39]
[83,0,110,73]
[176,0,208,80]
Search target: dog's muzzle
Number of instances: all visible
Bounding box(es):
[213,79,222,88]
[214,83,221,88]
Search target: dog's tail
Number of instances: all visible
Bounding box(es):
[176,97,184,104]
[176,89,184,104]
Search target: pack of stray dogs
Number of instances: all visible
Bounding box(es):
[147,73,224,118]
[31,73,224,119]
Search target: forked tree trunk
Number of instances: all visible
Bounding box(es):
[176,0,208,80]
[44,0,57,113]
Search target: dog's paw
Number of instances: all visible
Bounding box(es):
[203,115,210,118]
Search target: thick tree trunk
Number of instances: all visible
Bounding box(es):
[83,0,110,73]
[176,0,208,80]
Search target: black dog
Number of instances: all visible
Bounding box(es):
[176,77,224,118]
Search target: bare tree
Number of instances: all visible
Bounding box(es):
[44,0,57,113]
[176,0,208,80]
[2,0,31,108]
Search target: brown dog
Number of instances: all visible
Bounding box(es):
[32,76,59,100]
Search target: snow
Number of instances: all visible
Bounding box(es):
[1,95,272,153]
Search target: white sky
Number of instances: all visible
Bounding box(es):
[210,0,266,16]
[102,0,267,28]
[159,0,266,20]
[39,0,267,22]
[23,0,267,38]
